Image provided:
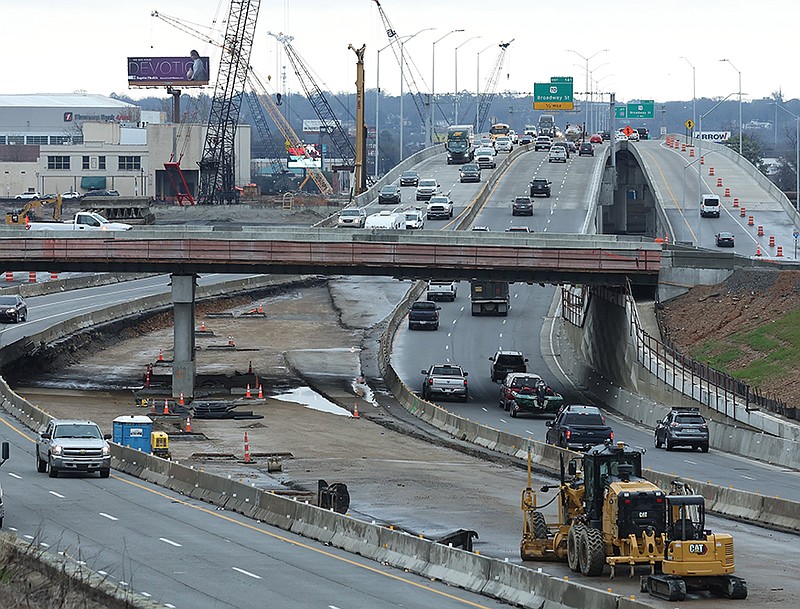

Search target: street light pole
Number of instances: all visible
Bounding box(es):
[697,92,737,211]
[720,58,743,156]
[476,43,494,132]
[399,28,435,162]
[429,29,463,145]
[454,36,480,124]
[567,48,608,139]
[774,102,800,211]
[680,56,696,143]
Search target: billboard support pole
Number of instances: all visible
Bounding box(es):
[168,87,182,124]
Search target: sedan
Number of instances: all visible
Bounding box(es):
[0,295,27,323]
[589,134,603,144]
[715,232,735,247]
[399,171,419,187]
[511,196,533,216]
[378,184,401,204]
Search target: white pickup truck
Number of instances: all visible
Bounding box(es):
[421,364,469,402]
[427,280,457,302]
[27,211,132,231]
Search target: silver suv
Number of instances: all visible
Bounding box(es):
[36,419,112,478]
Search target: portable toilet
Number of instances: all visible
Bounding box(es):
[113,415,153,453]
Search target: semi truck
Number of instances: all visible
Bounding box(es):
[445,125,475,164]
[470,280,510,316]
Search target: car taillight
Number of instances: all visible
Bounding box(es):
[565,430,571,439]
[463,379,468,387]
[609,431,614,440]
[428,378,433,385]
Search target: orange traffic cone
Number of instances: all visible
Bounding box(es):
[163,399,170,415]
[149,399,155,414]
[353,403,360,419]
[201,321,206,331]
[756,246,762,257]
[244,432,251,463]
[258,385,263,399]
[258,304,263,314]
[158,349,164,362]
[185,416,192,433]
[179,392,185,406]
[245,384,252,399]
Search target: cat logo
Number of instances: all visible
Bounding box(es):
[688,543,708,555]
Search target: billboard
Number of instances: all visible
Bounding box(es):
[128,55,211,87]
[693,131,732,142]
[287,144,322,169]
[303,119,341,134]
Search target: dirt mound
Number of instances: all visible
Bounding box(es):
[658,269,800,404]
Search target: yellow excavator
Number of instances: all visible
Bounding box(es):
[520,441,747,601]
[5,194,63,225]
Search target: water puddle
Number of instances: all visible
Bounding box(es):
[271,386,351,416]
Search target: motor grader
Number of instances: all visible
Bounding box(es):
[520,441,747,601]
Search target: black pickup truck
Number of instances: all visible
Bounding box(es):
[408,301,440,330]
[529,178,552,198]
[545,405,614,451]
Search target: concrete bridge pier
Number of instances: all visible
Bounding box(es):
[171,274,197,398]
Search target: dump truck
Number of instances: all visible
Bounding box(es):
[520,442,746,602]
[470,280,509,316]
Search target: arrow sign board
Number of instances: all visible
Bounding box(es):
[534,82,574,110]
[615,106,627,119]
[627,100,655,119]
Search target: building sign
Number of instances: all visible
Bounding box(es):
[127,56,211,87]
[693,131,731,141]
[287,144,322,169]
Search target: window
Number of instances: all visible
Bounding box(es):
[98,156,106,170]
[50,135,71,145]
[118,155,141,171]
[0,136,5,144]
[82,156,90,170]
[7,136,24,145]
[47,156,70,170]
[27,135,48,145]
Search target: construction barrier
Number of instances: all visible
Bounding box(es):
[777,246,784,257]
[709,166,715,175]
[740,207,746,217]
[769,235,775,247]
[28,271,36,283]
[748,215,754,226]
[4,271,12,282]
[724,187,730,197]
[758,225,764,236]
[733,197,739,207]
[716,177,723,187]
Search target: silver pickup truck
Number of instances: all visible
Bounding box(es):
[427,281,457,302]
[421,364,469,402]
[36,419,112,478]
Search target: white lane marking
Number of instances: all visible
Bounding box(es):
[8,472,21,479]
[741,475,755,480]
[232,566,262,579]
[460,306,465,312]
[23,535,34,541]
[481,407,488,412]
[526,430,537,435]
[159,538,182,547]
[498,333,503,339]
[49,491,65,499]
[119,581,129,587]
[99,513,118,521]
[141,592,152,598]
[452,319,457,324]
[445,345,449,350]
[448,332,452,337]
[502,319,507,324]
[499,418,508,423]
[40,542,49,548]
[98,570,108,576]
[684,460,697,465]
[165,604,177,609]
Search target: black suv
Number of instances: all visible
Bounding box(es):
[578,142,594,157]
[529,178,551,198]
[489,350,528,382]
[378,184,401,204]
[654,407,709,452]
[512,196,533,216]
[459,164,481,183]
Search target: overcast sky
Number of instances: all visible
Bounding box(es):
[4,0,796,108]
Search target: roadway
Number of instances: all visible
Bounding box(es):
[391,144,800,501]
[635,140,799,258]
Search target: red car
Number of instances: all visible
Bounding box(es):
[589,133,603,144]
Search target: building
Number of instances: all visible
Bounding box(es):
[0,93,250,200]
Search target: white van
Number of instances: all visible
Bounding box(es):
[700,194,721,218]
[365,210,405,229]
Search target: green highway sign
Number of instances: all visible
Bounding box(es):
[550,76,573,84]
[534,81,574,110]
[615,106,627,119]
[627,100,655,119]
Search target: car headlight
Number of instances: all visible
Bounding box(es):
[102,444,111,456]
[52,445,63,455]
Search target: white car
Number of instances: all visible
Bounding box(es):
[404,208,425,229]
[615,132,629,141]
[495,137,513,153]
[61,191,82,200]
[337,207,367,228]
[548,147,567,163]
[628,130,640,141]
[15,192,41,200]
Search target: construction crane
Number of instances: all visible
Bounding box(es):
[371,0,429,125]
[476,40,513,133]
[152,8,334,196]
[267,32,357,173]
[197,0,261,204]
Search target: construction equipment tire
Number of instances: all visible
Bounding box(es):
[533,511,548,539]
[567,525,583,572]
[579,527,606,576]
